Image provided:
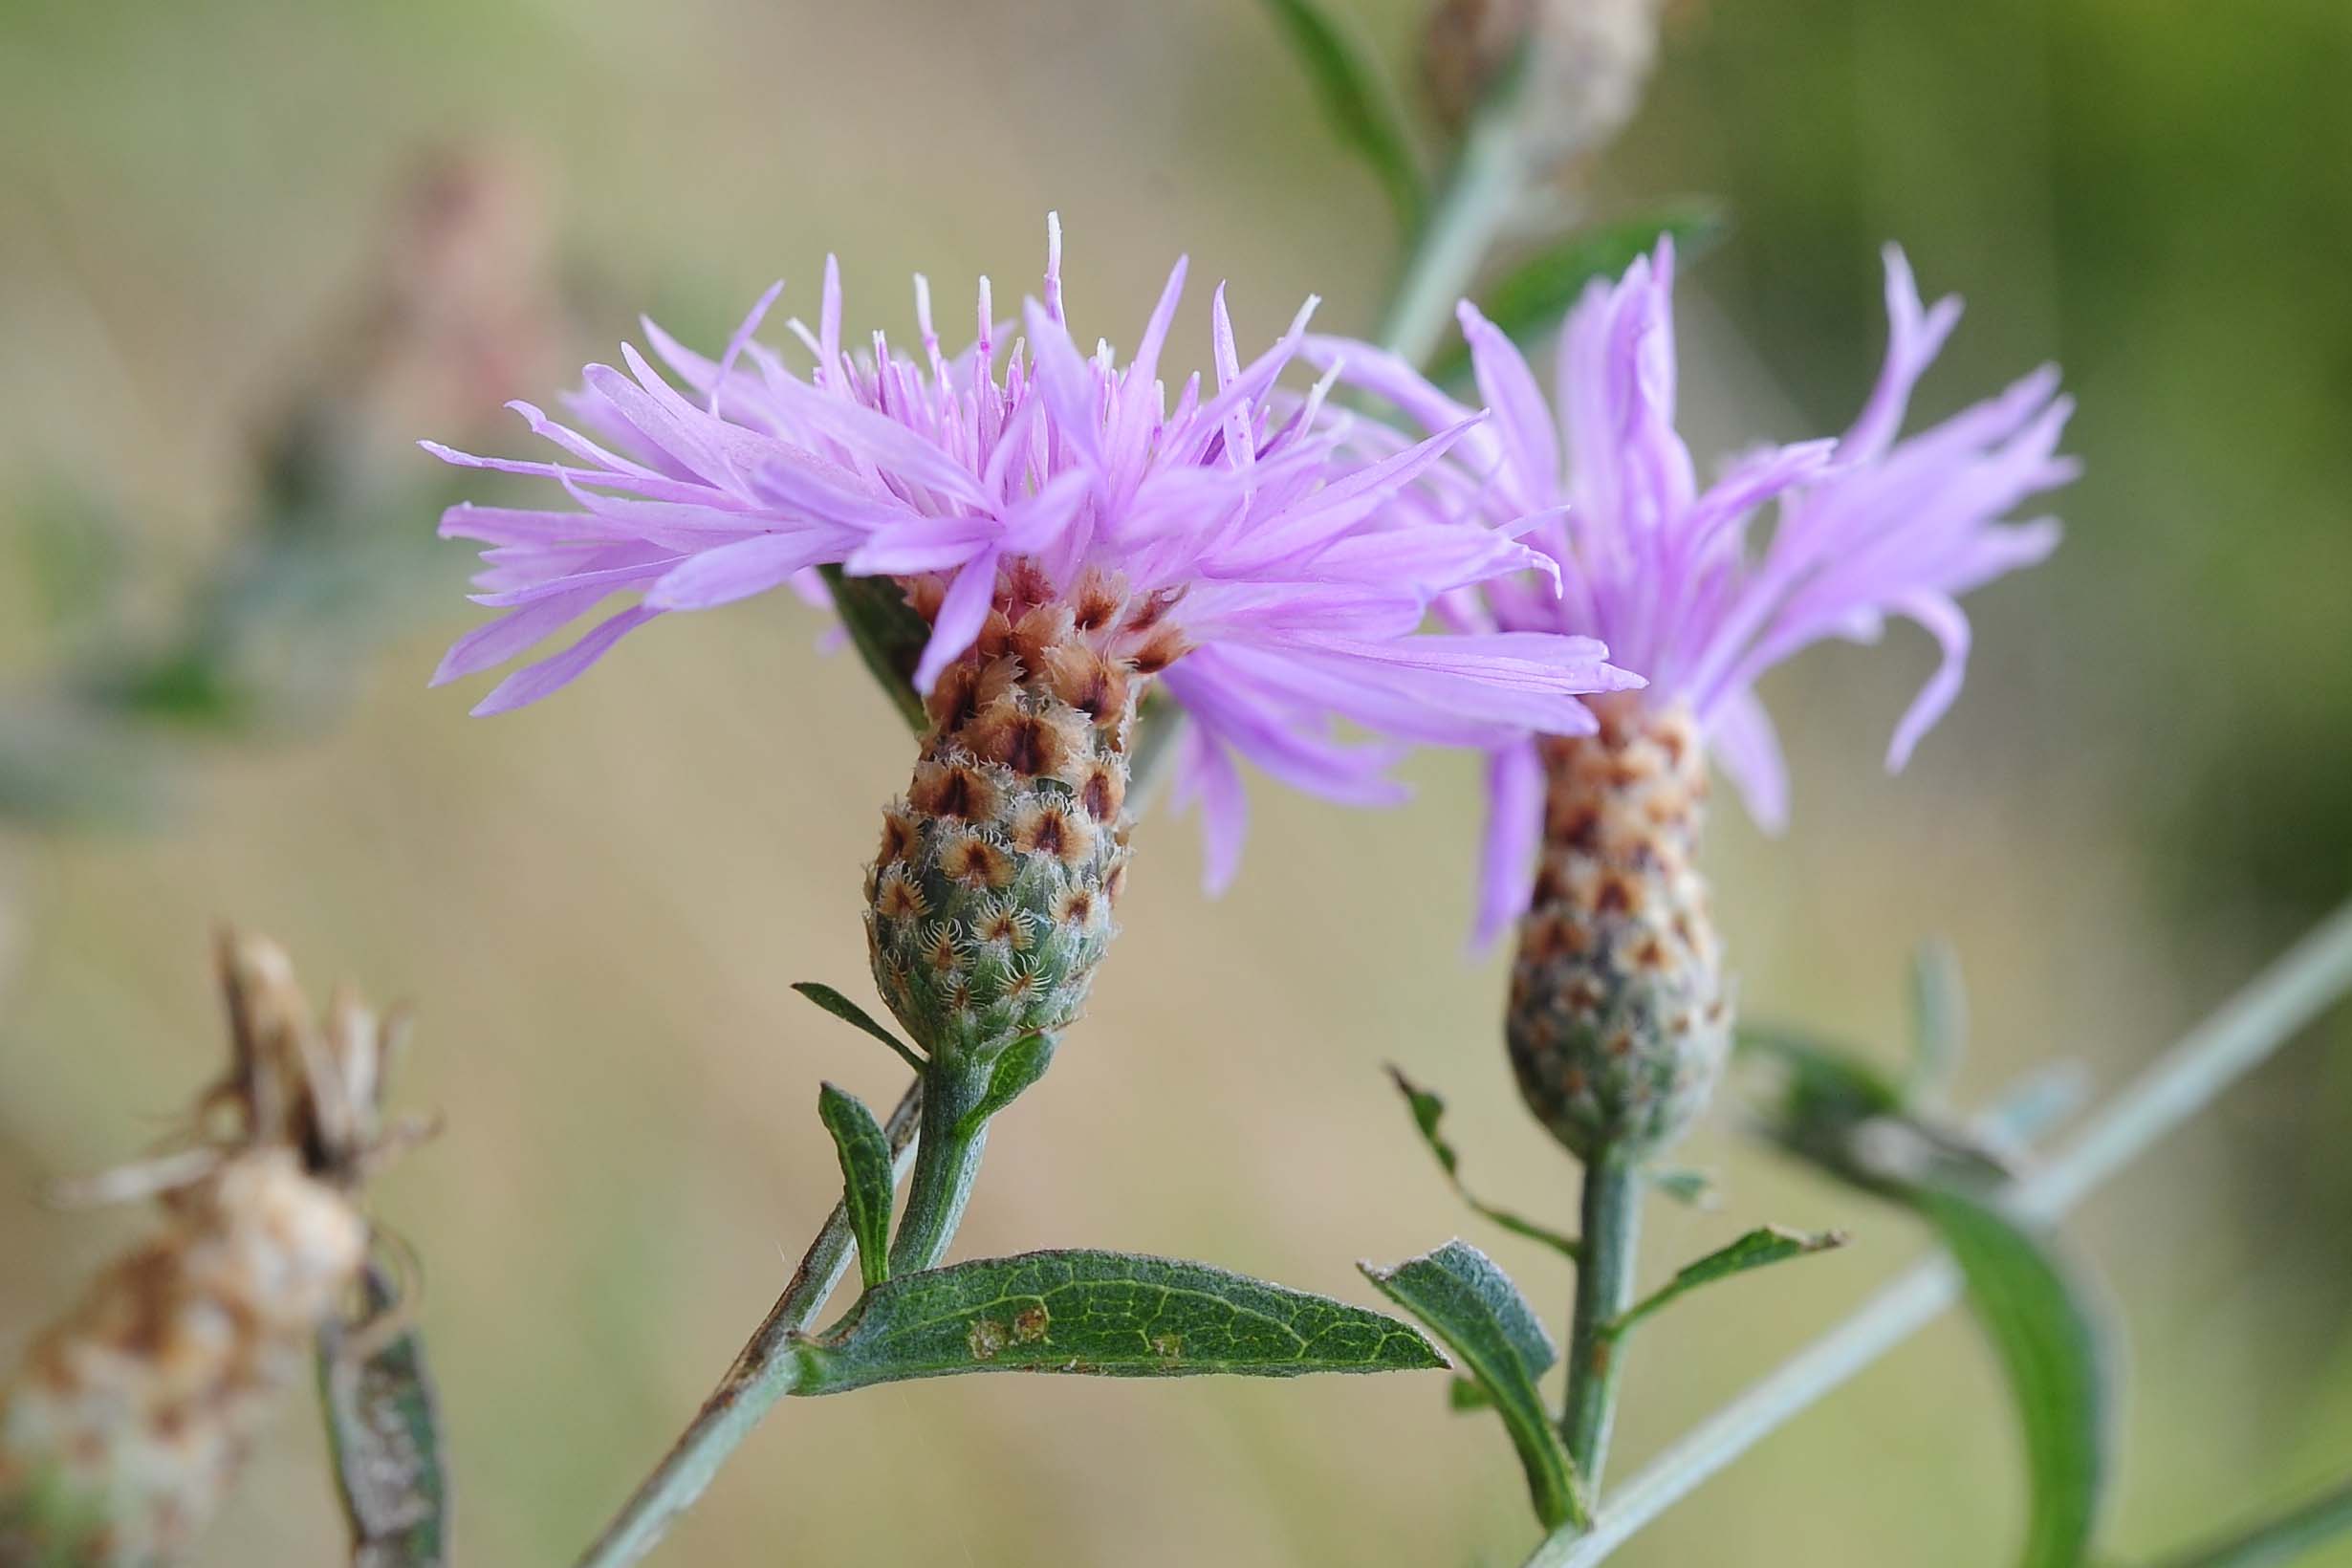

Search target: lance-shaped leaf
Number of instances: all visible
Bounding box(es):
[1606,1226,1847,1339]
[1388,1066,1580,1261]
[1916,1190,2112,1568]
[794,981,926,1072]
[1361,1241,1584,1531]
[954,1032,1056,1139]
[1424,204,1729,382]
[790,1250,1441,1394]
[1746,1000,2114,1568]
[317,1261,451,1568]
[817,1083,897,1292]
[1257,0,1426,229]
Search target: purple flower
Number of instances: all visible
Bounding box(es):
[425,217,1638,891]
[1310,240,2076,940]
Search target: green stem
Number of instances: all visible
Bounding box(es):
[1523,898,2352,1568]
[885,1061,992,1276]
[571,1079,922,1568]
[1559,1146,1643,1491]
[1376,88,1529,365]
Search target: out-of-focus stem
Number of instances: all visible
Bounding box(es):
[1523,899,2352,1568]
[1558,1147,1642,1491]
[2150,1477,2352,1568]
[1377,86,1529,367]
[571,1079,921,1568]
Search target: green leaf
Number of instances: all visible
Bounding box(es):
[1745,1023,2018,1193]
[954,1032,1057,1138]
[1424,204,1730,383]
[793,982,926,1072]
[316,1260,451,1568]
[1915,1190,2111,1568]
[1646,1166,1720,1209]
[818,564,929,732]
[1608,1226,1848,1339]
[1448,1375,1494,1412]
[1907,937,1969,1102]
[1257,0,1426,229]
[817,1084,897,1291]
[1362,1241,1584,1531]
[1387,1066,1581,1261]
[792,1249,1442,1394]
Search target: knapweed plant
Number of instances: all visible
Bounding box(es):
[8,4,2352,1568]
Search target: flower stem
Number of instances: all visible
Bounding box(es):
[885,1061,992,1276]
[1377,88,1529,366]
[1521,898,2352,1568]
[570,1079,922,1568]
[1559,1146,1643,1491]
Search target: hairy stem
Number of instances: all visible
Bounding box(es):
[885,1062,991,1277]
[571,1079,922,1568]
[1559,1147,1643,1491]
[1523,898,2352,1568]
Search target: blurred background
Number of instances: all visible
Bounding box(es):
[2,0,2347,1562]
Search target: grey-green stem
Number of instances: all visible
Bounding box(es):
[2150,1477,2352,1568]
[1376,84,1531,365]
[884,1059,993,1277]
[1559,1147,1643,1489]
[571,1079,922,1568]
[1523,898,2352,1568]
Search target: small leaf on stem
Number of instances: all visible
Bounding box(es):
[817,1084,897,1292]
[791,1250,1442,1393]
[1646,1167,1720,1209]
[1361,1241,1585,1531]
[954,1032,1056,1139]
[1256,0,1427,231]
[1448,1375,1493,1412]
[1607,1226,1848,1339]
[1387,1066,1581,1261]
[793,982,926,1073]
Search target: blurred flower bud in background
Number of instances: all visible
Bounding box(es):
[1422,0,1671,181]
[258,142,560,515]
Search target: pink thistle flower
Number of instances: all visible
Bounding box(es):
[425,217,1639,891]
[1311,240,2077,942]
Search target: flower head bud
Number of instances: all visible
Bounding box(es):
[1,934,422,1564]
[1422,0,1666,176]
[866,569,1143,1061]
[1506,697,1728,1157]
